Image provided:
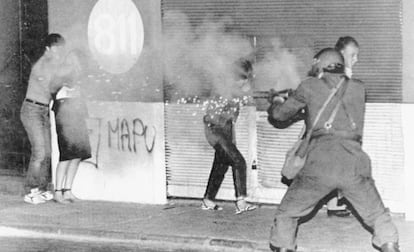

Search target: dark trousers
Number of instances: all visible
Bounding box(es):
[204,123,247,200]
[20,101,51,193]
[269,137,398,250]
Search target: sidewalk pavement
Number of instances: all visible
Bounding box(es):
[0,191,413,252]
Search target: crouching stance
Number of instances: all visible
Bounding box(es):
[267,48,399,252]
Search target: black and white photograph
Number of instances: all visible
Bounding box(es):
[0,0,413,251]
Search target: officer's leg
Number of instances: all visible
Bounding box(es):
[341,176,399,250]
[204,144,230,200]
[270,175,333,250]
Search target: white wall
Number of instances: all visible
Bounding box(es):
[402,0,414,221]
[403,0,414,103]
[52,102,167,204]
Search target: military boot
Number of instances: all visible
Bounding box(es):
[381,242,400,252]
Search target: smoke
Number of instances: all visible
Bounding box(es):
[162,11,254,101]
[54,10,306,104]
[253,39,303,92]
[162,11,306,103]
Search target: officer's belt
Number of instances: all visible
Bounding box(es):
[311,129,362,143]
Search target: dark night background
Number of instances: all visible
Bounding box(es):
[0,0,48,173]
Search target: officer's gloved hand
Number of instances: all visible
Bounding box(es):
[268,89,279,104]
[292,108,306,122]
[268,89,292,105]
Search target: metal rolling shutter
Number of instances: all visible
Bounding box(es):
[161,0,402,102]
[162,0,404,211]
[164,104,214,190]
[256,118,303,189]
[256,104,405,212]
[362,103,405,212]
[165,104,252,199]
[165,103,405,211]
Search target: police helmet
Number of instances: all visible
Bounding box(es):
[308,48,344,77]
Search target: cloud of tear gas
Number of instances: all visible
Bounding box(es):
[162,11,254,101]
[253,39,303,92]
[162,11,308,103]
[54,10,307,105]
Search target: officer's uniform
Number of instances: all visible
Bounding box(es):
[268,73,398,250]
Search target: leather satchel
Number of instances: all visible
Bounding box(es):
[281,126,307,179]
[281,77,347,179]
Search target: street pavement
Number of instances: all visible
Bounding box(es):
[0,236,199,252]
[0,193,413,252]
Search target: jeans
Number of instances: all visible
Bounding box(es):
[20,101,51,193]
[204,121,247,200]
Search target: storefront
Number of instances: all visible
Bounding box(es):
[161,0,408,215]
[48,0,414,220]
[48,0,167,203]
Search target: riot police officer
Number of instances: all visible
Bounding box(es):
[267,48,399,252]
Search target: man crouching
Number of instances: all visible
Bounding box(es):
[267,48,399,252]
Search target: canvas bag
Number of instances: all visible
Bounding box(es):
[281,77,347,179]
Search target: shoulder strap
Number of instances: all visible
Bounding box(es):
[325,79,353,130]
[304,77,345,141]
[295,77,345,158]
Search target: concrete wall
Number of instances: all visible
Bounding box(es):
[48,0,167,204]
[51,102,167,204]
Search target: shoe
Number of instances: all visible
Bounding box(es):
[381,242,400,252]
[24,188,46,205]
[235,198,257,214]
[327,209,351,217]
[269,243,295,252]
[201,198,223,211]
[39,191,54,201]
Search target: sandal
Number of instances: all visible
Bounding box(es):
[62,189,79,203]
[201,199,223,211]
[235,198,257,215]
[53,189,69,204]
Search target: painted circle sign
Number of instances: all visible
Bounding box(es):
[88,0,144,74]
